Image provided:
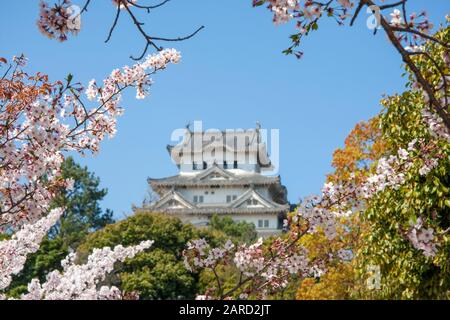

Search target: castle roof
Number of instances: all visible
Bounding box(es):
[166,125,272,169]
[141,187,289,216]
[148,164,280,190]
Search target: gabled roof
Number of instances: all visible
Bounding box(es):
[151,190,195,210]
[230,189,287,209]
[195,164,235,181]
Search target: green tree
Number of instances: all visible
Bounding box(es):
[357,91,450,299]
[355,25,450,299]
[51,157,114,247]
[7,157,114,296]
[208,214,257,244]
[76,212,228,300]
[296,24,450,301]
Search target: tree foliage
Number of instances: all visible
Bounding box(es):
[354,25,450,299]
[76,212,229,299]
[297,25,450,300]
[208,215,257,244]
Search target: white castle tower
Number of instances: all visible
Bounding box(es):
[139,123,289,236]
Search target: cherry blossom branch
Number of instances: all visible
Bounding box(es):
[118,0,204,60]
[0,49,181,228]
[360,0,450,129]
[0,208,63,290]
[390,26,450,49]
[186,123,447,298]
[128,0,171,11]
[254,0,450,130]
[37,0,204,60]
[20,240,154,300]
[105,6,121,43]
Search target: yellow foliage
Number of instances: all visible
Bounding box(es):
[296,264,355,300]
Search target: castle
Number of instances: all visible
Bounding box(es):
[138,123,289,237]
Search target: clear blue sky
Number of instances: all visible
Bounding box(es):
[1,1,448,219]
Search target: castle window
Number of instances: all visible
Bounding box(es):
[193,195,204,203]
[193,163,199,170]
[203,161,207,169]
[257,219,269,228]
[226,195,231,203]
[233,160,238,169]
[233,195,237,200]
[223,161,228,169]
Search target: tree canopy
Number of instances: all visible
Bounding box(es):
[76,212,233,299]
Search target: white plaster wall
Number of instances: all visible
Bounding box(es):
[175,214,280,234]
[180,187,246,204]
[179,150,259,173]
[232,214,279,230]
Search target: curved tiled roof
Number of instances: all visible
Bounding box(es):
[148,165,280,188]
[141,186,289,216]
[138,206,289,215]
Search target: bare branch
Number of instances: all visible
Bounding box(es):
[105,6,122,43]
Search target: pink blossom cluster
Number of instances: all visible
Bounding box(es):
[0,51,178,297]
[185,126,444,297]
[292,137,443,258]
[421,109,450,143]
[112,0,138,9]
[37,0,80,42]
[37,0,143,42]
[361,144,415,197]
[389,9,444,53]
[183,239,235,271]
[362,136,444,198]
[262,0,299,25]
[0,208,64,290]
[233,238,266,277]
[0,49,180,228]
[184,236,310,298]
[389,9,435,50]
[255,0,354,30]
[406,217,438,258]
[295,195,342,240]
[256,0,355,25]
[389,9,403,26]
[20,240,154,300]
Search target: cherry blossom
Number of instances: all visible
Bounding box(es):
[184,102,447,298]
[389,9,403,26]
[0,49,180,297]
[0,49,180,229]
[21,240,154,300]
[184,235,311,298]
[0,208,64,290]
[253,1,449,135]
[37,0,81,42]
[421,109,450,143]
[112,0,138,9]
[406,218,438,258]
